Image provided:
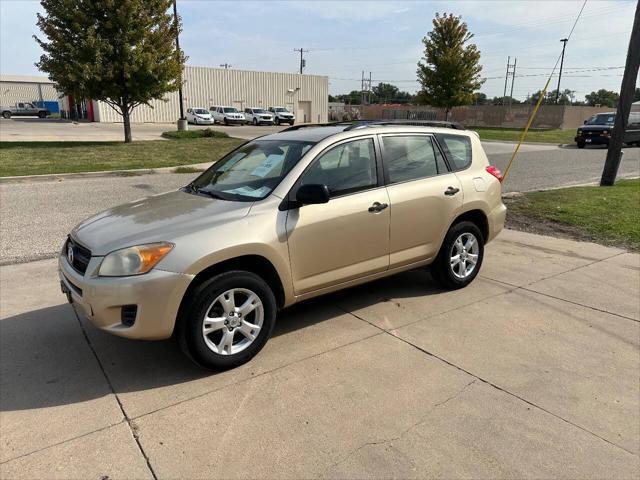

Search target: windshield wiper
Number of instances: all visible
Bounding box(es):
[183,183,225,200]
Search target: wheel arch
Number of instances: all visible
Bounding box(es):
[178,254,287,318]
[450,208,489,243]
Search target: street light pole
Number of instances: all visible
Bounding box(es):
[555,38,568,104]
[173,0,186,129]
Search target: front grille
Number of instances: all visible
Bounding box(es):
[66,237,92,275]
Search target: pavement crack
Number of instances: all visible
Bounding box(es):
[72,309,159,480]
[323,380,476,474]
[338,305,638,458]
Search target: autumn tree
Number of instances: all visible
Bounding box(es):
[35,0,186,143]
[416,13,483,118]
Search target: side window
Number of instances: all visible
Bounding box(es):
[436,134,472,170]
[18,103,24,108]
[382,135,444,184]
[300,138,377,197]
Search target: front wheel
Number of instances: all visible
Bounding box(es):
[274,117,280,126]
[577,141,585,149]
[38,111,47,118]
[253,118,258,126]
[2,111,11,119]
[179,271,277,370]
[430,221,484,290]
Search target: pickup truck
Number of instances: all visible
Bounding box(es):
[1,102,51,119]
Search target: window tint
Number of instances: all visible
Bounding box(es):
[382,135,445,183]
[627,112,640,129]
[437,134,472,170]
[300,138,377,197]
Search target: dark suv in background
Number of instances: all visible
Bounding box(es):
[575,112,640,148]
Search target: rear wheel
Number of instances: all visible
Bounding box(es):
[179,271,276,370]
[38,111,47,118]
[431,221,484,290]
[2,111,10,119]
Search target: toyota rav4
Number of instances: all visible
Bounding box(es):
[59,122,506,370]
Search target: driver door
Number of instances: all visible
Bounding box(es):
[286,137,390,295]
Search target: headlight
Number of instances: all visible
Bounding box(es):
[98,242,174,277]
[577,129,582,134]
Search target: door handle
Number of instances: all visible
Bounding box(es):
[444,186,460,196]
[368,202,388,213]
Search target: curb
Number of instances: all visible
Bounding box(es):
[0,162,213,184]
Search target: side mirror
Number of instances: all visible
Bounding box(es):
[295,184,330,206]
[583,120,587,124]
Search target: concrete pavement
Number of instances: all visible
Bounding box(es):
[1,230,638,479]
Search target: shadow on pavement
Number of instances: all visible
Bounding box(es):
[5,118,74,124]
[0,269,445,413]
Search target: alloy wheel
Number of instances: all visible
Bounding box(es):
[201,288,264,356]
[449,233,479,279]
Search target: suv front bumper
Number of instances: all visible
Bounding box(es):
[58,254,193,340]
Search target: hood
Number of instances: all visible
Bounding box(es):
[197,113,212,118]
[579,124,613,132]
[71,190,252,255]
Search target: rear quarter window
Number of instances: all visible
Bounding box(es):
[436,134,472,171]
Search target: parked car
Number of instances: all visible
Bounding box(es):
[1,101,50,119]
[244,107,275,125]
[186,107,214,125]
[59,122,506,370]
[575,112,640,148]
[211,106,245,125]
[268,106,295,125]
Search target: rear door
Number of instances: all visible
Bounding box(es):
[380,134,463,267]
[286,136,390,294]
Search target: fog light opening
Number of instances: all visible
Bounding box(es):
[121,305,138,327]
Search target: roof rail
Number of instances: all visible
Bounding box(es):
[343,120,465,131]
[279,122,349,132]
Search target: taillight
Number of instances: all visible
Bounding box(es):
[486,165,503,182]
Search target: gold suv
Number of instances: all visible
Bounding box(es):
[59,123,506,369]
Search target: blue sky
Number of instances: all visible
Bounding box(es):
[1,0,636,101]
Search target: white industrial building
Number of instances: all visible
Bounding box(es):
[0,75,61,113]
[57,66,329,124]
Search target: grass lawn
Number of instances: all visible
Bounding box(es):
[471,127,576,144]
[0,137,245,177]
[505,179,640,251]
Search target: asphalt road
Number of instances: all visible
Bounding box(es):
[1,141,638,265]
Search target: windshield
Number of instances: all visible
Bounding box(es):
[224,107,238,113]
[274,107,288,112]
[189,140,315,201]
[194,109,209,114]
[253,109,266,114]
[585,114,615,126]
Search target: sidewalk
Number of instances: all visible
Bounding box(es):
[1,230,638,479]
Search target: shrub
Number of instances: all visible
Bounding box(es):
[161,129,229,139]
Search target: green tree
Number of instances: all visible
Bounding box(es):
[416,13,483,118]
[585,89,620,108]
[35,0,186,143]
[634,87,640,102]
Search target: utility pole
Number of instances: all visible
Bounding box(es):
[601,2,640,186]
[555,38,568,104]
[294,48,308,74]
[509,58,517,108]
[219,63,232,69]
[368,72,372,104]
[173,0,186,129]
[503,57,517,105]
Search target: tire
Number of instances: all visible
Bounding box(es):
[290,121,295,126]
[38,111,47,118]
[430,221,484,290]
[2,111,10,119]
[179,270,277,370]
[577,141,585,149]
[224,118,228,126]
[274,117,280,126]
[253,118,258,126]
